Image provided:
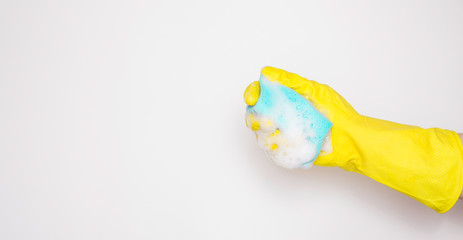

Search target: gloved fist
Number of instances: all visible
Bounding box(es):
[244,66,463,213]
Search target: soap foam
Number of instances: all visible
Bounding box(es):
[246,77,332,169]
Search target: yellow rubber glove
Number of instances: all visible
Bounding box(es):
[244,66,463,213]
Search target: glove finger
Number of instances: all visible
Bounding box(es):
[243,81,260,106]
[261,66,358,120]
[261,66,319,100]
[244,67,319,107]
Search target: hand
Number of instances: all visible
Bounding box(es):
[244,66,361,168]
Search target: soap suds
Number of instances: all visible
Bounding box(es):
[246,77,332,169]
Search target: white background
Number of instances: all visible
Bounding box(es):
[1,0,463,239]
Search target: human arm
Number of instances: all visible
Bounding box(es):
[245,67,463,213]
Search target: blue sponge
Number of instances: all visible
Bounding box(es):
[247,74,332,164]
